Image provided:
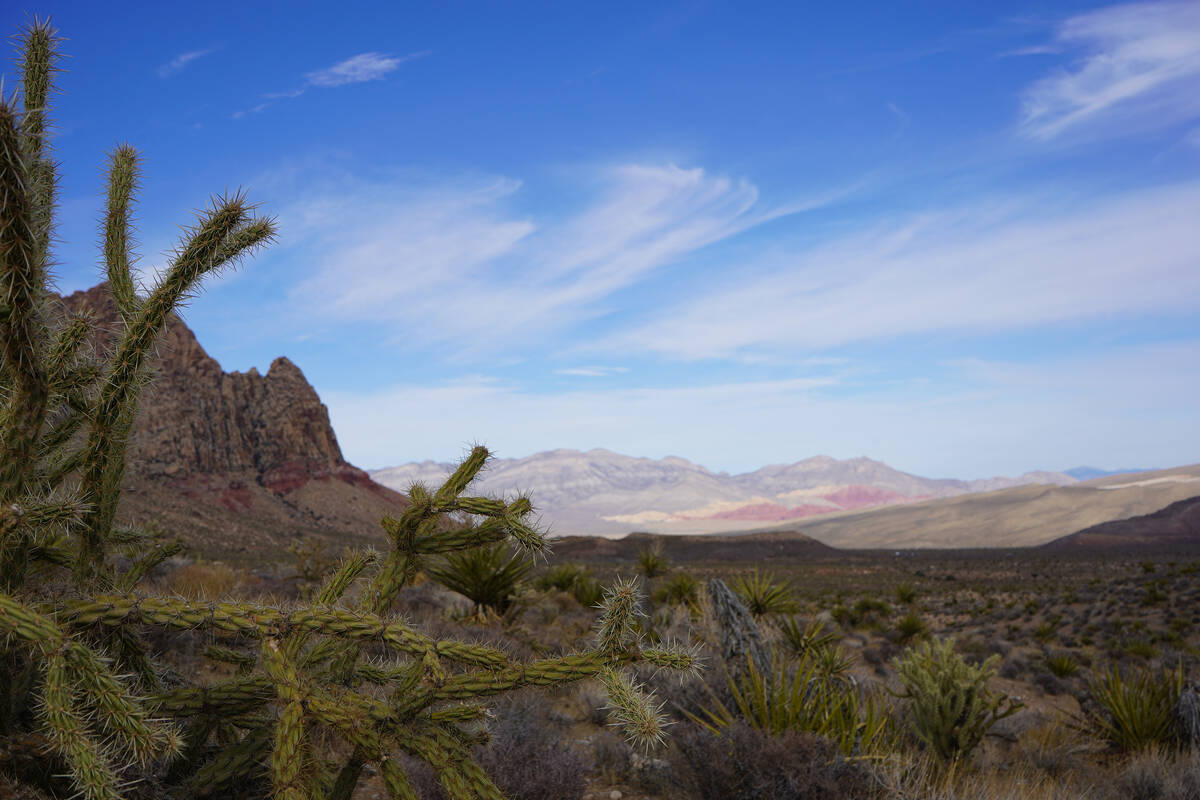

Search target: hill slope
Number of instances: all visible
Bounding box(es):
[1042,494,1200,551]
[734,465,1200,548]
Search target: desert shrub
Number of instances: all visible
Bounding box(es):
[893,611,928,644]
[891,636,1022,763]
[731,571,798,617]
[1084,663,1185,752]
[690,649,893,757]
[1109,747,1200,800]
[164,561,242,600]
[1046,651,1080,678]
[894,582,918,604]
[533,562,589,592]
[427,541,534,614]
[636,541,670,578]
[669,721,879,800]
[571,574,605,608]
[405,693,591,800]
[0,20,698,800]
[653,571,700,609]
[778,615,836,658]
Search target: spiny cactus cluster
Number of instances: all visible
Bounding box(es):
[891,636,1022,763]
[0,18,698,800]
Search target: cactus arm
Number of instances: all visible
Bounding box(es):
[102,145,141,321]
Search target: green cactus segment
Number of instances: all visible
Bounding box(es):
[102,145,142,322]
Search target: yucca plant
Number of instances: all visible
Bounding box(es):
[532,562,589,592]
[688,647,894,758]
[652,571,700,610]
[731,570,798,617]
[891,637,1022,764]
[635,541,669,579]
[1083,662,1185,752]
[893,611,928,644]
[427,541,533,615]
[777,615,836,658]
[0,19,699,800]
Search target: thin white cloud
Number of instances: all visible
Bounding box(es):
[998,44,1061,58]
[554,366,629,377]
[587,180,1200,360]
[324,340,1200,479]
[1019,1,1200,140]
[305,50,429,87]
[234,50,430,118]
[158,49,214,78]
[280,163,815,357]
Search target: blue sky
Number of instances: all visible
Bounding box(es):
[5,1,1200,479]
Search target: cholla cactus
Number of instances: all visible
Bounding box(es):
[891,636,1022,763]
[0,18,697,800]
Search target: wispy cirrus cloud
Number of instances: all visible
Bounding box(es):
[157,48,214,78]
[553,366,629,377]
[234,49,430,118]
[276,162,816,357]
[1019,1,1200,140]
[584,180,1200,360]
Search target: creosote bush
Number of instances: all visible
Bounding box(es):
[0,19,698,800]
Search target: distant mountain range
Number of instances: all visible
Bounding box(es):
[369,449,1103,538]
[1063,466,1153,481]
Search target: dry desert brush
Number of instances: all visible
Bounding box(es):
[0,18,697,800]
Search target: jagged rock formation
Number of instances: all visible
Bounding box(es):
[53,284,408,558]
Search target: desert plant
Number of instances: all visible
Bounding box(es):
[894,582,918,604]
[426,541,533,615]
[652,571,700,609]
[893,611,928,644]
[1084,662,1185,752]
[731,570,798,617]
[778,615,837,658]
[533,562,588,592]
[0,20,698,800]
[635,541,670,578]
[690,648,894,758]
[1045,652,1080,679]
[570,574,605,608]
[891,636,1022,763]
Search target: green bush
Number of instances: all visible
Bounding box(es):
[427,541,534,615]
[894,582,918,604]
[1045,652,1080,679]
[778,615,836,658]
[0,20,697,800]
[690,648,893,758]
[652,571,700,609]
[1085,663,1185,752]
[732,571,798,617]
[891,637,1022,763]
[533,562,589,592]
[635,541,670,578]
[893,611,928,644]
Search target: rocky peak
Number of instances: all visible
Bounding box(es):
[56,283,355,490]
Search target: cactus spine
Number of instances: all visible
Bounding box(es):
[0,17,696,800]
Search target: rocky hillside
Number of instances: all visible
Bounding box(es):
[370,448,1078,537]
[1042,493,1200,551]
[55,284,410,559]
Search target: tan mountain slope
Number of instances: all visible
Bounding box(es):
[55,284,410,560]
[732,464,1200,549]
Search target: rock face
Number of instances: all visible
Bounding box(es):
[53,284,407,558]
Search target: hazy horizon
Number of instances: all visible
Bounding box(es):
[6,1,1199,481]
